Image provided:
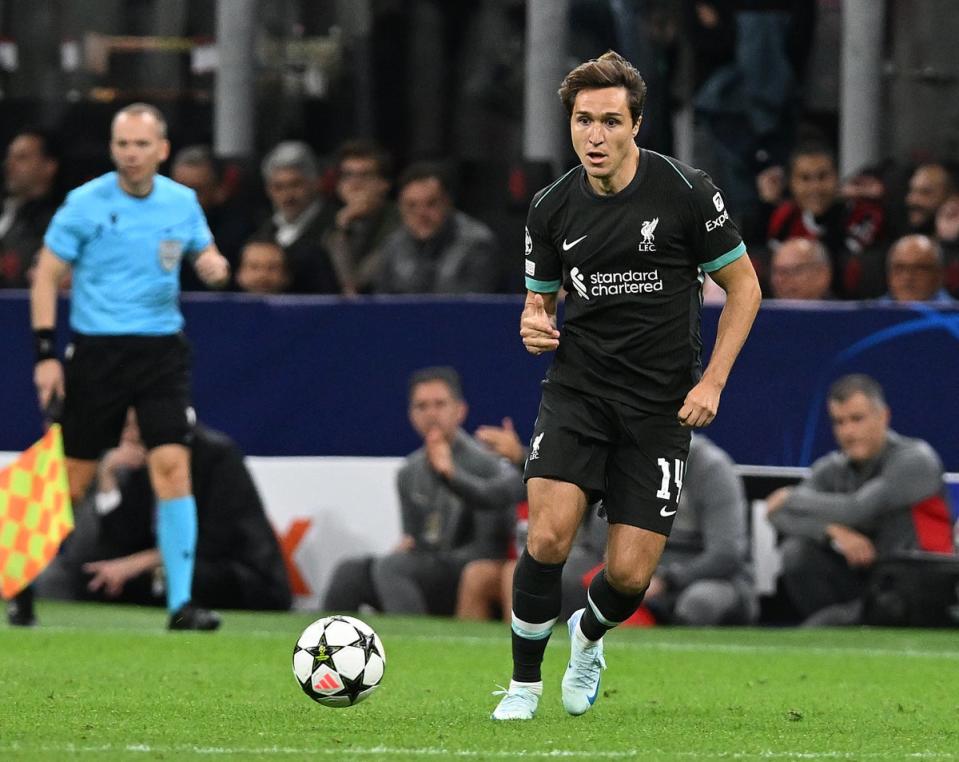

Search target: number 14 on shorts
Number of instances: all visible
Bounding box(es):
[655,457,685,501]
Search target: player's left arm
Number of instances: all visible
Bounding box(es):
[680,254,761,427]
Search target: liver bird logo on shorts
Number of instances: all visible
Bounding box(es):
[528,432,545,461]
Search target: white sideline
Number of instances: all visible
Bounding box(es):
[0,743,954,759]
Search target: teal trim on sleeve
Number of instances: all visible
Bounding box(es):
[525,276,562,293]
[701,241,747,273]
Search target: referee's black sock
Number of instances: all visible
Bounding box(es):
[579,568,647,642]
[510,548,564,683]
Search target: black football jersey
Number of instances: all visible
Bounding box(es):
[524,149,746,412]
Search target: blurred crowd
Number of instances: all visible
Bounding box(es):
[3,124,958,306]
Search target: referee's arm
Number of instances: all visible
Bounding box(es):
[192,243,231,289]
[31,246,71,409]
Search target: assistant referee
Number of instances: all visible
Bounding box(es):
[30,103,230,631]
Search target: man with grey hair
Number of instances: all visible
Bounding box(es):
[769,238,833,300]
[881,234,956,304]
[765,374,954,625]
[255,140,338,293]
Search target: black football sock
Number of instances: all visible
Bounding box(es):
[510,548,564,683]
[579,568,646,642]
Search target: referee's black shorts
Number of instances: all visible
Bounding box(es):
[62,333,195,460]
[523,380,691,536]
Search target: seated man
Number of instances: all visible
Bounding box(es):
[323,367,522,615]
[375,162,500,294]
[644,434,757,625]
[766,374,954,625]
[37,410,292,611]
[879,234,956,304]
[768,238,833,300]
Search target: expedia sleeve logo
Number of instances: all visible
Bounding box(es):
[158,240,184,271]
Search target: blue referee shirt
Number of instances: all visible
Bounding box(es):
[44,171,213,335]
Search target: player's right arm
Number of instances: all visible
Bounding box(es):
[31,246,72,410]
[520,291,559,355]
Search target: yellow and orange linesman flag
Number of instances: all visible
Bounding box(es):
[0,424,73,599]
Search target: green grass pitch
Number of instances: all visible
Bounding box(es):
[1,601,957,760]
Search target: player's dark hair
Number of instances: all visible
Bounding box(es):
[337,139,393,180]
[828,374,886,407]
[397,161,452,196]
[558,50,647,124]
[408,366,464,401]
[114,103,168,138]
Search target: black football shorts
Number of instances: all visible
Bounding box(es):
[523,380,691,536]
[62,333,195,460]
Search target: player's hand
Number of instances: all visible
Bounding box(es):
[826,524,876,568]
[678,378,722,427]
[83,556,143,598]
[520,294,560,355]
[34,359,65,413]
[424,428,455,479]
[195,249,231,288]
[475,417,525,466]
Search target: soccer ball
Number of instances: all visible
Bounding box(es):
[292,615,386,707]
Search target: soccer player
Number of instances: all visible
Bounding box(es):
[30,103,230,630]
[491,52,761,720]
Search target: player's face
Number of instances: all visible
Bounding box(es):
[887,238,941,302]
[828,392,889,463]
[408,380,466,441]
[266,168,317,223]
[237,243,289,294]
[399,177,451,241]
[110,113,170,193]
[570,87,640,194]
[789,154,838,217]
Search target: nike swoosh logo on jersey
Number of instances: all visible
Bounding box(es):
[562,234,588,251]
[660,505,677,517]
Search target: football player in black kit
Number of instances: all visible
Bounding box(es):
[491,51,761,721]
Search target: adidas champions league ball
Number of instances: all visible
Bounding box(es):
[292,615,386,707]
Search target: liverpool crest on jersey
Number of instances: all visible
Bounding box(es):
[638,218,658,252]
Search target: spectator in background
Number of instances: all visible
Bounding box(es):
[759,143,885,298]
[880,235,955,305]
[768,238,833,300]
[765,374,954,626]
[934,193,959,297]
[256,141,339,294]
[0,127,61,288]
[171,145,255,288]
[323,367,522,615]
[903,162,955,236]
[324,140,400,295]
[375,162,500,294]
[235,237,291,295]
[644,435,757,625]
[36,410,291,611]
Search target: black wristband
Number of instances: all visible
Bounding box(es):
[34,328,57,363]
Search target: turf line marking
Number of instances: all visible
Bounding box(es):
[18,625,959,661]
[0,744,954,759]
